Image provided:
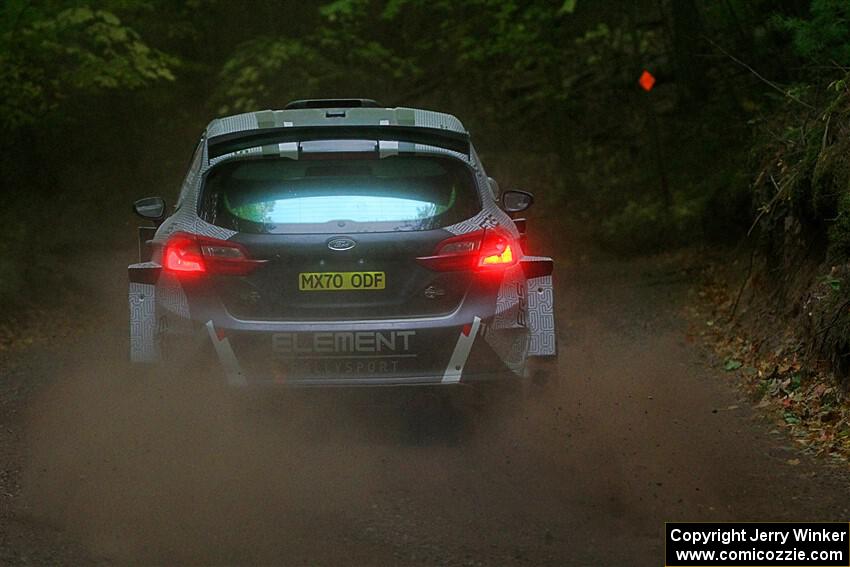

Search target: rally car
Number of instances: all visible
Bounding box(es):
[128,99,556,387]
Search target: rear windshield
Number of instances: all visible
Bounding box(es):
[199,155,480,233]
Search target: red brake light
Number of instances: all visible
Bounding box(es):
[164,235,205,273]
[478,232,515,267]
[162,233,265,276]
[417,229,519,272]
[416,231,482,271]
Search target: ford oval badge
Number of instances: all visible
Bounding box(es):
[327,236,356,251]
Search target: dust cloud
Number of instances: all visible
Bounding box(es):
[19,250,844,566]
[20,329,594,565]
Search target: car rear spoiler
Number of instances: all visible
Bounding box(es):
[207,125,471,160]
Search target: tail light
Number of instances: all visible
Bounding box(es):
[417,229,519,272]
[162,232,265,276]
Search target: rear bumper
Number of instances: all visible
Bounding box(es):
[215,370,520,389]
[197,317,526,387]
[133,263,538,386]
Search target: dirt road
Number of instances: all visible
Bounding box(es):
[1,250,849,565]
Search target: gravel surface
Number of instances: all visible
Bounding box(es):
[1,249,848,566]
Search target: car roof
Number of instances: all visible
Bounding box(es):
[206,105,468,139]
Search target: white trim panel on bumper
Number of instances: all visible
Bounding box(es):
[206,321,247,386]
[441,316,481,384]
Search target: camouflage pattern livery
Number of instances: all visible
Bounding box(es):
[128,279,158,363]
[128,101,557,385]
[526,274,557,357]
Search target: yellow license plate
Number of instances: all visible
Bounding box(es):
[298,271,386,291]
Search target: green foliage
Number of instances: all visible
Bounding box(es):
[215,4,417,114]
[559,0,577,15]
[5,0,850,308]
[828,188,850,259]
[598,199,705,254]
[0,4,176,132]
[773,0,850,66]
[751,66,850,262]
[216,37,330,114]
[213,0,592,121]
[320,0,370,21]
[208,0,774,253]
[822,274,842,292]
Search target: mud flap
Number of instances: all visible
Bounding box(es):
[442,316,482,384]
[522,256,557,357]
[205,321,247,386]
[128,262,162,363]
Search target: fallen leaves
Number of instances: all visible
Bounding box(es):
[687,261,850,463]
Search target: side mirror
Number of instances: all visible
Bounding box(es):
[501,190,534,213]
[133,197,166,222]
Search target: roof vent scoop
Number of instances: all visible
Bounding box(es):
[284,98,381,110]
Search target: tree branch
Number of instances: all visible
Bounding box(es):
[704,36,815,110]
